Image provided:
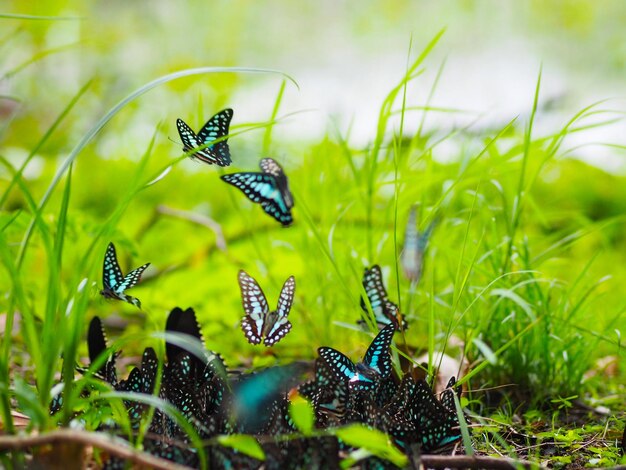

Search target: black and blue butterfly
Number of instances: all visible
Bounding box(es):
[389,375,461,452]
[318,323,396,392]
[238,270,296,347]
[100,242,150,309]
[176,108,233,167]
[401,205,437,283]
[360,265,407,330]
[221,158,294,226]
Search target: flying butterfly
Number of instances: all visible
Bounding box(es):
[318,323,396,391]
[401,205,437,283]
[238,270,295,346]
[360,265,407,330]
[100,242,150,309]
[176,108,233,167]
[221,158,294,226]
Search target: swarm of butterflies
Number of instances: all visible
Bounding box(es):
[52,110,461,469]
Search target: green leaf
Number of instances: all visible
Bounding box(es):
[289,395,314,436]
[217,434,265,461]
[335,424,407,468]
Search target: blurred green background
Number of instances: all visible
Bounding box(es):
[2,0,626,402]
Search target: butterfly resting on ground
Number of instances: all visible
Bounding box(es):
[238,270,295,346]
[360,265,407,329]
[100,242,150,309]
[221,158,294,226]
[318,323,396,391]
[176,108,233,167]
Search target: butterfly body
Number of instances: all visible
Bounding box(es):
[176,108,233,166]
[100,242,149,309]
[221,158,294,226]
[238,270,295,346]
[360,265,406,330]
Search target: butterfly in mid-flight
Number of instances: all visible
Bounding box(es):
[221,158,294,226]
[360,265,407,330]
[176,108,233,167]
[401,205,437,283]
[100,242,150,309]
[318,323,396,391]
[238,270,295,346]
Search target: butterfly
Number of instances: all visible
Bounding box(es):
[238,270,296,346]
[221,158,294,226]
[176,108,233,167]
[360,265,406,330]
[100,242,150,309]
[401,205,437,283]
[390,376,461,452]
[318,323,396,391]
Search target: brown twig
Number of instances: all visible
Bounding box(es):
[420,454,538,469]
[0,429,193,470]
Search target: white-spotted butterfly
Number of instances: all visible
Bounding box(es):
[238,270,295,346]
[176,108,233,167]
[360,265,406,329]
[221,158,294,226]
[100,242,150,309]
[318,323,396,391]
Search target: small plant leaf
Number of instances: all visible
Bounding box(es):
[217,434,265,461]
[289,395,314,436]
[335,424,407,468]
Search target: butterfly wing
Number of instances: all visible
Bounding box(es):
[238,270,269,345]
[86,316,118,385]
[318,347,357,382]
[440,376,457,413]
[221,172,293,226]
[260,157,293,209]
[363,323,395,378]
[117,262,150,293]
[263,276,295,346]
[102,243,124,292]
[177,118,200,152]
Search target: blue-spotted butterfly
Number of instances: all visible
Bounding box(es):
[176,108,233,167]
[360,265,406,330]
[318,323,396,391]
[390,375,461,452]
[238,270,295,346]
[401,205,437,283]
[100,242,150,309]
[221,158,294,226]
